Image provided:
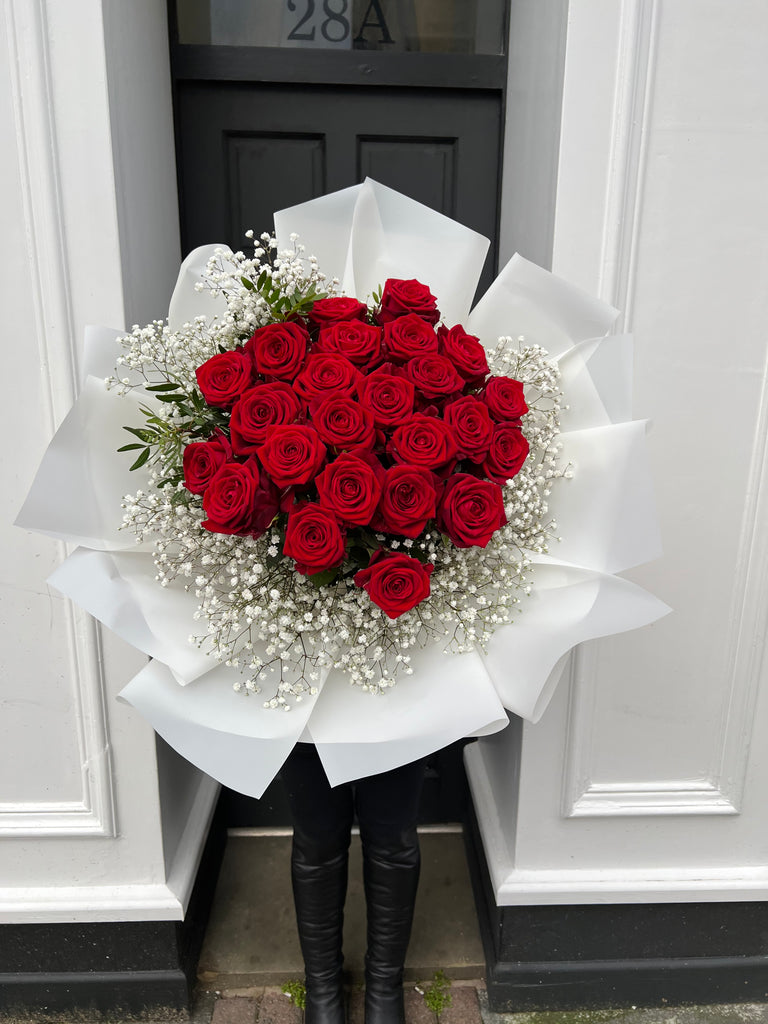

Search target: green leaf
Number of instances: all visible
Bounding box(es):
[155,393,186,403]
[240,275,255,291]
[129,448,151,471]
[117,443,146,453]
[123,425,155,443]
[145,382,181,392]
[307,568,339,588]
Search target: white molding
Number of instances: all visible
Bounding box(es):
[0,883,185,924]
[596,0,659,326]
[3,0,116,839]
[467,741,768,906]
[557,0,760,821]
[165,775,220,915]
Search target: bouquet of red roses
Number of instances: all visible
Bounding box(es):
[182,277,530,620]
[116,238,561,703]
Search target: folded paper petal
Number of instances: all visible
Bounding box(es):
[275,179,489,327]
[552,420,662,574]
[307,645,509,786]
[468,253,619,358]
[556,334,634,430]
[15,376,150,551]
[48,548,212,685]
[479,558,671,722]
[119,661,317,798]
[168,244,230,332]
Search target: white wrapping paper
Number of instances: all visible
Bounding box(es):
[17,179,669,794]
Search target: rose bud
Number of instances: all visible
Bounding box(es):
[443,395,494,463]
[357,366,416,428]
[314,320,383,370]
[311,395,377,452]
[230,381,302,455]
[482,423,530,484]
[257,424,327,488]
[480,375,529,421]
[245,321,309,380]
[354,549,434,619]
[382,313,439,364]
[316,452,383,526]
[372,464,438,538]
[306,296,368,332]
[377,278,440,325]
[388,413,458,472]
[195,349,253,408]
[437,473,507,548]
[182,432,232,494]
[437,324,489,386]
[293,352,361,403]
[202,458,270,536]
[284,502,346,576]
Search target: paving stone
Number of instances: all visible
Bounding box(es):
[256,989,303,1024]
[405,986,440,1023]
[440,985,483,1023]
[211,995,259,1024]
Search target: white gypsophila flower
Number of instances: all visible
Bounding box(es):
[118,241,566,709]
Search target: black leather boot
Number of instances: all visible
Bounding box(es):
[362,830,421,1024]
[291,832,348,1024]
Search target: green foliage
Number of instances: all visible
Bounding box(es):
[120,386,227,480]
[281,978,307,1010]
[253,268,326,321]
[420,969,452,1018]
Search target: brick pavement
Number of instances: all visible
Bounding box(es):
[207,981,484,1023]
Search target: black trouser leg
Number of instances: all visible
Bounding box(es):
[282,744,353,1024]
[356,759,426,1024]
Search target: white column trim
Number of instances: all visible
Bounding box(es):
[2,0,116,839]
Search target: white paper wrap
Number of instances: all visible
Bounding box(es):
[16,179,669,796]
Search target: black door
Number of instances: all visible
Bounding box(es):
[168,0,509,824]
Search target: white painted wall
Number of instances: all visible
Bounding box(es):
[0,0,215,923]
[3,0,767,923]
[469,0,768,904]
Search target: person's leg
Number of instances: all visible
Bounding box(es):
[281,743,354,1024]
[355,758,427,1024]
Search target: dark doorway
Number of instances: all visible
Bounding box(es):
[168,0,509,824]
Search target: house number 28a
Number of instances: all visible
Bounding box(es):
[286,0,351,43]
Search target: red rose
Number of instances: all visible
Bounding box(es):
[293,353,361,403]
[404,355,464,400]
[437,474,507,548]
[311,395,376,451]
[377,279,440,326]
[437,324,489,385]
[230,382,302,454]
[388,414,458,472]
[373,465,438,537]
[480,376,529,421]
[443,396,494,463]
[306,296,368,332]
[195,349,253,408]
[357,367,415,428]
[354,550,434,619]
[257,424,326,487]
[284,502,346,576]
[182,432,231,494]
[316,452,382,526]
[482,423,530,484]
[245,321,309,380]
[314,320,382,369]
[202,458,274,536]
[382,314,439,364]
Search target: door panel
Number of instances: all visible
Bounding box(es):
[176,81,500,293]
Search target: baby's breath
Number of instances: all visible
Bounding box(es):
[119,244,567,708]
